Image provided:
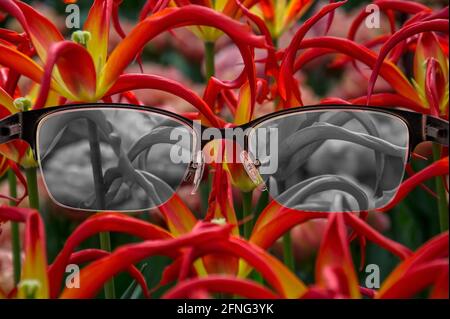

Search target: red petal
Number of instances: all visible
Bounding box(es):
[425,58,446,116]
[0,84,14,117]
[279,1,347,107]
[378,232,449,298]
[100,6,266,95]
[34,41,97,108]
[379,157,449,212]
[0,0,64,62]
[48,212,171,298]
[107,73,223,127]
[158,194,198,236]
[68,249,150,298]
[0,207,49,298]
[59,222,232,298]
[349,93,425,113]
[83,0,113,73]
[0,43,44,84]
[343,213,412,259]
[348,0,430,42]
[298,37,418,100]
[367,19,449,104]
[162,275,279,299]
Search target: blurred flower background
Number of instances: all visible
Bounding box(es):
[0,0,448,299]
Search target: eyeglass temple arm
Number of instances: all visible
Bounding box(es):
[424,115,448,146]
[0,113,21,144]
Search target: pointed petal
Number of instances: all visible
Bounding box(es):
[48,212,171,297]
[250,201,327,250]
[99,6,266,95]
[367,19,449,103]
[377,232,449,298]
[284,0,314,27]
[279,1,347,107]
[343,213,412,259]
[158,194,198,236]
[348,0,430,41]
[234,81,252,125]
[430,270,449,299]
[0,85,16,116]
[379,157,449,212]
[68,249,150,299]
[107,73,223,127]
[34,41,97,108]
[162,275,279,298]
[0,0,64,62]
[414,32,448,94]
[59,222,232,298]
[425,58,446,116]
[16,210,49,298]
[0,43,45,84]
[229,238,308,298]
[349,93,424,113]
[298,37,419,101]
[83,0,113,73]
[379,260,448,298]
[316,214,360,298]
[206,164,239,235]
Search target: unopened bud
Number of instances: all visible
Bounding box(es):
[13,97,32,111]
[18,279,41,299]
[71,30,91,47]
[211,218,226,226]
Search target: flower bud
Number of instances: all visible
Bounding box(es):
[13,97,32,112]
[71,30,91,47]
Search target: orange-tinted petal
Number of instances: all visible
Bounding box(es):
[162,275,279,298]
[0,0,64,63]
[1,208,50,299]
[0,43,45,84]
[315,214,360,298]
[377,232,448,298]
[48,212,172,297]
[0,85,15,116]
[234,81,252,125]
[158,194,198,237]
[83,0,113,73]
[100,6,266,95]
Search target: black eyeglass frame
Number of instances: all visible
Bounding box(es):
[0,103,448,162]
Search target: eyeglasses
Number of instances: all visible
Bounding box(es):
[0,103,448,213]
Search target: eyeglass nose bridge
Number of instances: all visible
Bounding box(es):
[184,126,267,193]
[184,150,266,194]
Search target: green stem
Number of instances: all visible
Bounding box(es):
[242,191,253,239]
[87,120,116,298]
[255,190,269,216]
[8,170,21,284]
[199,41,215,215]
[200,173,212,217]
[25,167,40,210]
[283,232,295,272]
[204,41,215,80]
[432,145,448,232]
[99,231,116,299]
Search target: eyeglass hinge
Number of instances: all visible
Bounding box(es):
[424,115,448,145]
[0,123,21,143]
